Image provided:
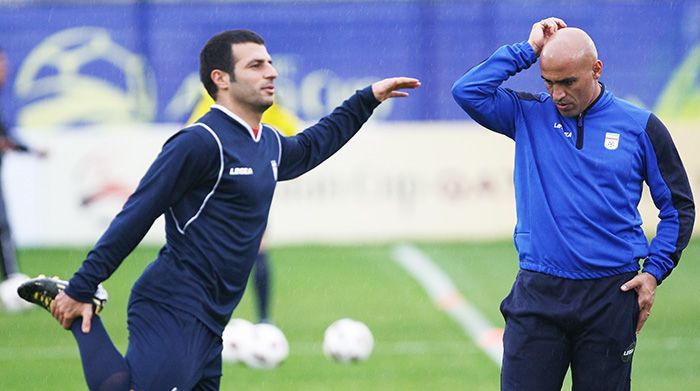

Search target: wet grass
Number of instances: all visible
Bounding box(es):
[0,239,697,390]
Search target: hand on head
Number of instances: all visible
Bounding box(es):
[528,17,567,56]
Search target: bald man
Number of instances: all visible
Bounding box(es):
[452,18,694,390]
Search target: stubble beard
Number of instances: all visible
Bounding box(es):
[253,99,274,115]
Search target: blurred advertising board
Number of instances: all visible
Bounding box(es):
[0,0,698,127]
[6,121,699,246]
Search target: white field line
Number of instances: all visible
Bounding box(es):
[392,243,504,366]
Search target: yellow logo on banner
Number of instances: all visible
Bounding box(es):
[14,27,155,127]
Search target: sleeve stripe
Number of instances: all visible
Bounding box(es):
[645,114,695,273]
[271,126,283,169]
[169,123,225,234]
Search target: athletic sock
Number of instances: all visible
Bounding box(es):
[253,251,271,322]
[71,316,131,391]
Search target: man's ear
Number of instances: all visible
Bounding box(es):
[211,69,230,91]
[592,59,603,80]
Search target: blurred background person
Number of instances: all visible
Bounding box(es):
[0,46,47,312]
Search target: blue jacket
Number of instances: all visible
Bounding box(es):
[452,41,694,283]
[65,87,380,334]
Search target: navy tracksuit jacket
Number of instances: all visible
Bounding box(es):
[65,87,380,335]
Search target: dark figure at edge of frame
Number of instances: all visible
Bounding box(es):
[0,47,46,312]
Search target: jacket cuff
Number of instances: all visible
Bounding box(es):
[518,41,538,64]
[64,274,98,304]
[359,85,381,108]
[641,263,664,285]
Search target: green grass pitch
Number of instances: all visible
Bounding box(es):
[0,239,698,390]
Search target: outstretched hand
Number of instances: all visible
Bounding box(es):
[372,77,421,102]
[528,17,567,56]
[621,272,657,334]
[51,291,94,333]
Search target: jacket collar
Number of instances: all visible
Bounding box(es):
[210,104,262,142]
[581,82,613,116]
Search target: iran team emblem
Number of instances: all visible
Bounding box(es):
[604,132,620,150]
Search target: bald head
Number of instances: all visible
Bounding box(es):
[541,28,598,68]
[538,27,603,117]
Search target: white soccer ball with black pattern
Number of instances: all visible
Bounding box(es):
[241,323,289,369]
[221,318,255,364]
[323,318,374,363]
[0,274,34,313]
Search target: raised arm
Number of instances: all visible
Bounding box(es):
[451,17,567,138]
[276,77,419,180]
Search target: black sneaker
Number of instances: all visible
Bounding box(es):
[17,275,108,315]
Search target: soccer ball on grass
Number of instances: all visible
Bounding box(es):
[222,319,289,369]
[242,323,289,369]
[323,318,374,363]
[221,318,255,364]
[0,273,34,313]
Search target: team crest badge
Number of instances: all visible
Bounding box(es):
[604,132,620,150]
[271,160,278,181]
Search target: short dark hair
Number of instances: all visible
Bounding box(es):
[199,29,265,99]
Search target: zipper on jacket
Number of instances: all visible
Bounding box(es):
[576,113,584,150]
[574,83,605,151]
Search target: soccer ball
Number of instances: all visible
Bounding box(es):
[323,318,374,363]
[221,318,255,364]
[241,323,289,369]
[0,274,34,313]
